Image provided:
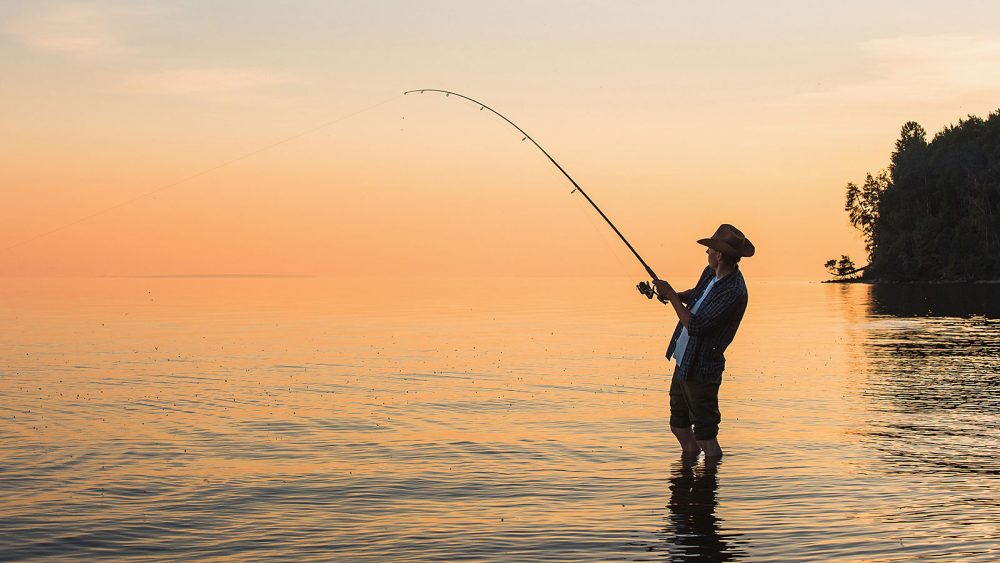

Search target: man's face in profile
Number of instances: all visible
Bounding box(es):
[707,247,721,270]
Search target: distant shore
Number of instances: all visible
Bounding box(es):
[823,278,1000,285]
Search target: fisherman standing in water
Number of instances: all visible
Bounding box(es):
[652,224,754,458]
[407,92,753,459]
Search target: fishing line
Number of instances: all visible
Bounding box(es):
[2,93,403,254]
[404,88,659,285]
[568,182,632,275]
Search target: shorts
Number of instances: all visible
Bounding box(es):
[669,368,722,441]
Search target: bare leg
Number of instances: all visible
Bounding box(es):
[697,438,723,458]
[671,426,700,453]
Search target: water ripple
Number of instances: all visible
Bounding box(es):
[1,278,998,560]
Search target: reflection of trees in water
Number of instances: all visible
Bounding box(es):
[641,456,747,561]
[862,284,1000,476]
[870,283,1000,319]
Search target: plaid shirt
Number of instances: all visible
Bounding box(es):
[665,265,748,379]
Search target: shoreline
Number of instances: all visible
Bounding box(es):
[822,278,1000,285]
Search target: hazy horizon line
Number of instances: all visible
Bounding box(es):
[97,273,317,279]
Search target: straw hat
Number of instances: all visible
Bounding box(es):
[697,224,755,258]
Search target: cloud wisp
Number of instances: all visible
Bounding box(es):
[0,1,147,57]
[796,34,1000,105]
[2,1,298,101]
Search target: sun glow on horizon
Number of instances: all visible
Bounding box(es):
[4,1,999,279]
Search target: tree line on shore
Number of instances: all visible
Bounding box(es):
[828,110,1000,281]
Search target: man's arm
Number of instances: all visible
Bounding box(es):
[667,293,692,328]
[685,286,744,336]
[668,267,711,306]
[655,277,744,333]
[653,279,692,328]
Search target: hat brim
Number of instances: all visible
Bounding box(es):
[698,238,755,258]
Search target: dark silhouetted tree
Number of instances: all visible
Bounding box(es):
[836,255,856,277]
[824,259,838,277]
[845,170,890,263]
[824,256,857,279]
[840,112,1000,281]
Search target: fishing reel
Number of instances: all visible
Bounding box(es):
[637,280,656,299]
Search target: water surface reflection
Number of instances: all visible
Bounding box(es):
[2,278,998,560]
[870,282,1000,318]
[658,455,747,561]
[857,283,1000,559]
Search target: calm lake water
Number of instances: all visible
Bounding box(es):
[1,276,998,561]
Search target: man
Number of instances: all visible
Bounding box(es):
[652,224,754,458]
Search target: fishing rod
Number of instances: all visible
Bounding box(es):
[404,89,661,299]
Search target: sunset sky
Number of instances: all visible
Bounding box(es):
[3,1,1000,279]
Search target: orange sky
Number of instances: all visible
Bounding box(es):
[4,1,1000,279]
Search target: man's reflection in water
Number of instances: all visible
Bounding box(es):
[661,454,746,561]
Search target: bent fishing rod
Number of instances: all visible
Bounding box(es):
[404,89,662,299]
